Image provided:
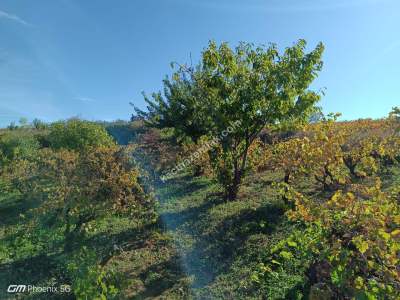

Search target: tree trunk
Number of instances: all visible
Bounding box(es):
[226,166,242,201]
[284,171,291,184]
[225,141,250,201]
[344,158,356,178]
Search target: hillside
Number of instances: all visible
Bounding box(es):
[0,116,399,299]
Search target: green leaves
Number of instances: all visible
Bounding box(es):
[279,251,294,260]
[389,106,400,120]
[48,119,115,151]
[136,39,324,200]
[0,131,40,164]
[352,236,369,254]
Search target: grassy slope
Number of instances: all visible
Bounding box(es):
[2,165,398,299]
[154,170,297,299]
[0,167,299,299]
[1,143,399,299]
[148,163,400,299]
[0,181,189,299]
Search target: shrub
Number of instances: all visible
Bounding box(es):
[260,180,400,299]
[34,145,155,250]
[0,131,40,165]
[48,119,115,151]
[67,247,119,299]
[32,118,48,130]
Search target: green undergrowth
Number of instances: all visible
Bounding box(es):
[155,171,299,299]
[0,184,189,299]
[1,163,399,299]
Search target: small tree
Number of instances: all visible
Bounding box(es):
[7,121,18,130]
[32,118,47,130]
[136,40,324,200]
[19,117,29,128]
[389,106,400,121]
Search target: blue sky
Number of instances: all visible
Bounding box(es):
[0,0,399,126]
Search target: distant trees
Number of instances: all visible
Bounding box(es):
[32,118,47,130]
[136,40,324,200]
[7,121,18,130]
[6,118,29,130]
[389,106,400,121]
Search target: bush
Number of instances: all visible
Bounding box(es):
[32,145,155,251]
[48,119,115,151]
[258,180,400,299]
[67,247,119,299]
[0,131,40,164]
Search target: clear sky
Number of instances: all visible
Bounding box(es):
[0,0,399,126]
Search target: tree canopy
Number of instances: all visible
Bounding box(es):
[136,39,325,200]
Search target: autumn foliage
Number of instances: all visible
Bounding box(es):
[252,115,400,299]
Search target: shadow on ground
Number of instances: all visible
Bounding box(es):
[158,174,287,292]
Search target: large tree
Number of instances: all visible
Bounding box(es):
[136,40,324,200]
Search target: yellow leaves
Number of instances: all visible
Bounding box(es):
[354,276,364,289]
[352,236,369,254]
[377,144,386,156]
[347,192,356,201]
[258,262,272,273]
[329,191,342,204]
[367,260,375,269]
[355,156,378,178]
[264,118,400,298]
[328,191,355,210]
[378,229,391,242]
[391,229,400,238]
